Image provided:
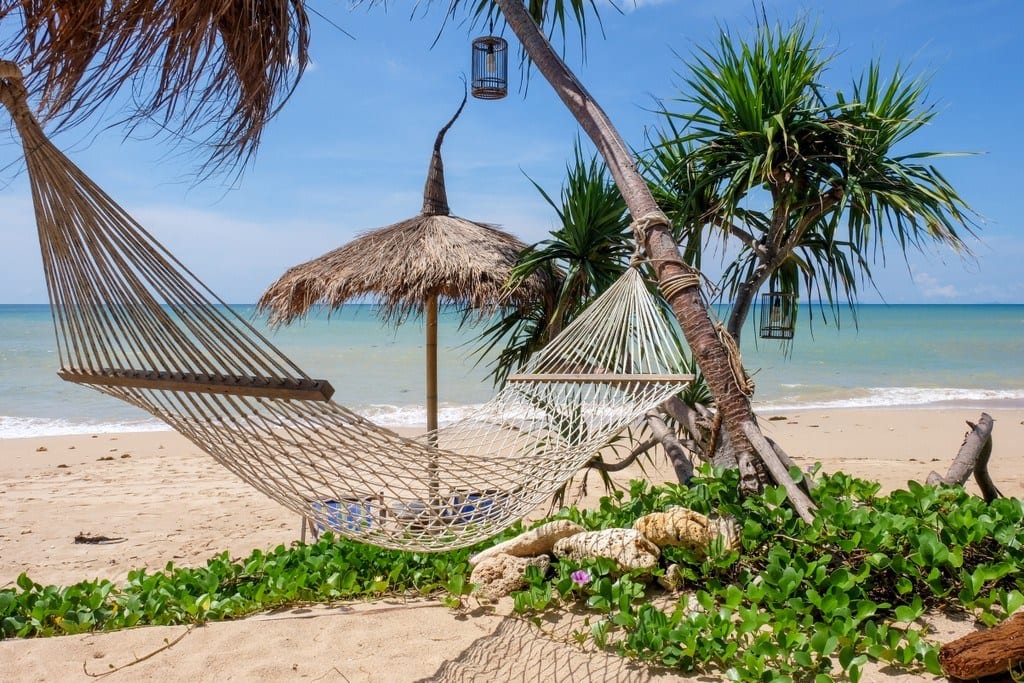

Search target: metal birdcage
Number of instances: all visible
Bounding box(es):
[471,36,508,100]
[759,292,796,340]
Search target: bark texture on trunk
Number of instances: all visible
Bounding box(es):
[645,411,694,484]
[939,610,1024,680]
[493,0,787,504]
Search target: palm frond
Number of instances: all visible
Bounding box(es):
[1,0,310,175]
[645,16,978,337]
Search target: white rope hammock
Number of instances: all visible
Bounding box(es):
[1,65,693,551]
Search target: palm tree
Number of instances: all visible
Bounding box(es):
[646,19,976,343]
[0,1,811,518]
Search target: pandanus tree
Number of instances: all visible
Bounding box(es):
[0,1,812,519]
[646,20,976,344]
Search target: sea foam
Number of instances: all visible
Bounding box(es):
[759,386,1024,412]
[0,415,170,439]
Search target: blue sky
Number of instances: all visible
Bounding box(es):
[0,0,1021,304]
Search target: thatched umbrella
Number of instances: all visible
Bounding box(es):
[258,93,544,437]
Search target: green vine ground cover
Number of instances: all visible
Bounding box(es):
[1,467,1021,682]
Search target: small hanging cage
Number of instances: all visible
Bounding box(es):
[471,36,508,100]
[759,292,796,340]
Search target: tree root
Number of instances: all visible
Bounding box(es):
[644,411,695,484]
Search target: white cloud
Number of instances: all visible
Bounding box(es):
[912,271,958,298]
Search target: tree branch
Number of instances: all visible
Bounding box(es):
[777,188,844,258]
[740,421,817,523]
[708,215,766,257]
[926,413,1002,502]
[645,411,695,483]
[585,438,658,472]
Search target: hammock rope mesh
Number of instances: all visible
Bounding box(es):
[0,64,693,551]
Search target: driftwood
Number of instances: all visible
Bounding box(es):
[644,411,695,484]
[926,413,1003,502]
[765,435,815,495]
[940,610,1024,679]
[741,421,817,523]
[663,396,711,460]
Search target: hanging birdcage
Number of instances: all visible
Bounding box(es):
[471,36,508,100]
[759,292,796,340]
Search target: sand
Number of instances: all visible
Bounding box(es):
[1,407,1021,681]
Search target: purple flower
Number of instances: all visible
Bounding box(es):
[570,569,591,586]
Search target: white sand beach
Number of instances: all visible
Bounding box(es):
[0,407,1021,681]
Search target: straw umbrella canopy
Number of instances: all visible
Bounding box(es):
[258,94,545,436]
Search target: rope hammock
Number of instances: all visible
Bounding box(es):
[0,64,693,551]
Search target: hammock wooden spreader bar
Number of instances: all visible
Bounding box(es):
[58,369,335,401]
[1,61,695,552]
[507,373,695,385]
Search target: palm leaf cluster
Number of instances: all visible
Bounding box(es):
[0,0,309,173]
[645,18,976,337]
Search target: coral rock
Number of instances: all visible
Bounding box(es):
[552,529,660,573]
[657,563,684,591]
[469,520,584,566]
[633,507,740,557]
[712,515,741,553]
[470,553,550,600]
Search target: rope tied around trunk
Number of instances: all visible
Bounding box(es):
[629,212,702,297]
[703,322,754,457]
[660,272,702,300]
[630,211,670,249]
[716,322,755,397]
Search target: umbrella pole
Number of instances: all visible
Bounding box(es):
[426,294,439,439]
[426,294,439,503]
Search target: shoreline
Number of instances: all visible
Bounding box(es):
[2,406,1020,589]
[4,396,1024,441]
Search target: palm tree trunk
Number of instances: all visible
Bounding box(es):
[495,0,815,521]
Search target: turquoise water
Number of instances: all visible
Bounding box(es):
[0,303,1022,437]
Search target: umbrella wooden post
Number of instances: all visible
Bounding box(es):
[426,294,440,502]
[426,294,439,438]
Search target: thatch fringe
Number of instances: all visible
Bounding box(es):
[259,214,544,324]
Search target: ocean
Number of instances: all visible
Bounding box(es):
[0,303,1022,438]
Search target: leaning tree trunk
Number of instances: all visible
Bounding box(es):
[495,0,815,522]
[726,279,760,343]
